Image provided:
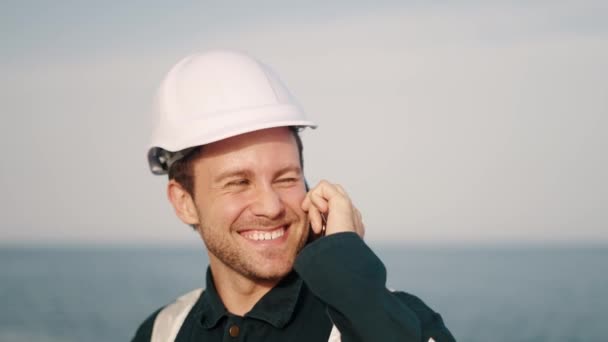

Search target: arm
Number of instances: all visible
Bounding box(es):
[299,181,455,342]
[131,308,162,342]
[295,232,454,342]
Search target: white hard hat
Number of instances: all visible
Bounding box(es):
[147,49,317,175]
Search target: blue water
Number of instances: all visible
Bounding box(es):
[0,245,606,341]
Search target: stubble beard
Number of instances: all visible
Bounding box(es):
[198,210,309,283]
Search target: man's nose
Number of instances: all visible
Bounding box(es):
[250,185,285,219]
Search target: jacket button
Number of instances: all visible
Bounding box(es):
[229,324,240,337]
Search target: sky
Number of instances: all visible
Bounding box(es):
[1,1,606,245]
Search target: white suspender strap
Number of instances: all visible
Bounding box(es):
[151,288,203,342]
[327,324,342,342]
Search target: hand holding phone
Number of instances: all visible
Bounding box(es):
[301,180,365,238]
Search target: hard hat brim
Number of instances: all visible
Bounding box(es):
[148,104,316,175]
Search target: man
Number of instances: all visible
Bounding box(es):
[132,50,455,341]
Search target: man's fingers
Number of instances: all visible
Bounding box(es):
[303,180,364,238]
[334,184,349,198]
[302,190,327,231]
[309,191,329,213]
[307,202,324,234]
[311,181,351,210]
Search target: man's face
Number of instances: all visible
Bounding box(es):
[189,127,309,282]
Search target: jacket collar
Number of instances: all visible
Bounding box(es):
[197,267,303,329]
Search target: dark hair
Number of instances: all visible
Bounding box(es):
[169,126,304,197]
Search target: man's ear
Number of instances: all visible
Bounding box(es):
[167,180,200,226]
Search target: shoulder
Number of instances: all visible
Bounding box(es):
[130,288,204,342]
[131,307,163,342]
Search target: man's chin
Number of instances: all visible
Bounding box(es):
[243,235,305,279]
[243,257,296,283]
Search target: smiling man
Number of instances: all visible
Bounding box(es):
[132,50,455,342]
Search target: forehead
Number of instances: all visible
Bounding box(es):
[194,127,300,173]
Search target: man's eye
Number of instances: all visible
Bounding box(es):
[227,179,249,187]
[277,178,297,184]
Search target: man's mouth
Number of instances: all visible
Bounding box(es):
[239,226,287,241]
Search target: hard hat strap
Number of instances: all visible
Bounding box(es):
[154,147,198,173]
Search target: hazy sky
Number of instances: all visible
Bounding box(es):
[1,1,606,245]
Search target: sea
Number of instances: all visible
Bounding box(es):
[0,244,606,342]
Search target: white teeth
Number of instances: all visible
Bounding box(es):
[242,227,285,241]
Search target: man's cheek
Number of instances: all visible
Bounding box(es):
[203,200,242,224]
[283,188,307,210]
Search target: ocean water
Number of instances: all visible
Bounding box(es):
[0,245,606,342]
